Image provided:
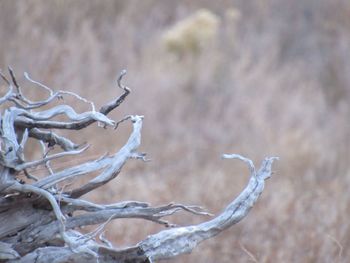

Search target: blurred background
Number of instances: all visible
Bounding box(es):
[1,0,350,262]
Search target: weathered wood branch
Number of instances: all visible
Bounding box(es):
[28,128,80,151]
[0,68,278,262]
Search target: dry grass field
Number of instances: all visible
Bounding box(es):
[1,0,350,262]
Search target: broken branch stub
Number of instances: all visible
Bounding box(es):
[0,68,278,262]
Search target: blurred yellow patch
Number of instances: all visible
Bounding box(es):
[162,9,220,55]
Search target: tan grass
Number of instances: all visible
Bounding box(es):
[0,0,349,262]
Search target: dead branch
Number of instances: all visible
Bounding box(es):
[0,68,278,262]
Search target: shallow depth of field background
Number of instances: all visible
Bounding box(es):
[1,1,350,262]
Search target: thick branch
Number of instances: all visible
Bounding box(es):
[32,115,144,194]
[8,245,148,263]
[6,155,278,262]
[68,115,144,198]
[138,155,278,261]
[28,128,80,151]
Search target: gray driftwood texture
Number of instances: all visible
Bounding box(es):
[0,68,278,262]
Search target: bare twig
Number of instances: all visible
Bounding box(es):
[0,72,13,105]
[114,115,131,129]
[0,70,11,85]
[99,70,130,116]
[39,141,54,176]
[326,234,343,263]
[8,67,22,95]
[222,153,257,177]
[14,144,89,171]
[24,72,54,96]
[239,241,259,263]
[14,70,130,129]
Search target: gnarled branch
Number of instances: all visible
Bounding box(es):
[0,68,278,262]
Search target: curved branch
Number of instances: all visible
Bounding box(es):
[138,155,278,261]
[33,115,144,192]
[6,182,68,248]
[1,68,279,262]
[68,115,144,198]
[7,182,65,223]
[7,155,278,262]
[14,70,130,130]
[0,85,14,105]
[222,153,256,177]
[20,105,114,125]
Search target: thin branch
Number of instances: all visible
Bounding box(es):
[8,67,48,109]
[239,241,259,263]
[99,70,130,116]
[39,140,54,176]
[0,85,13,106]
[14,70,131,130]
[14,144,89,171]
[114,115,131,130]
[117,69,128,91]
[326,234,343,263]
[222,153,256,177]
[8,67,22,96]
[0,69,11,85]
[19,200,212,242]
[58,90,96,112]
[77,214,114,243]
[0,69,13,104]
[4,70,97,112]
[24,72,54,96]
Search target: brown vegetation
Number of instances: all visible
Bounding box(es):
[0,0,349,262]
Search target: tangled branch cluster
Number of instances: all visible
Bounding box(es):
[0,68,277,262]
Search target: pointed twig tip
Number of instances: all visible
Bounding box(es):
[117,69,128,90]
